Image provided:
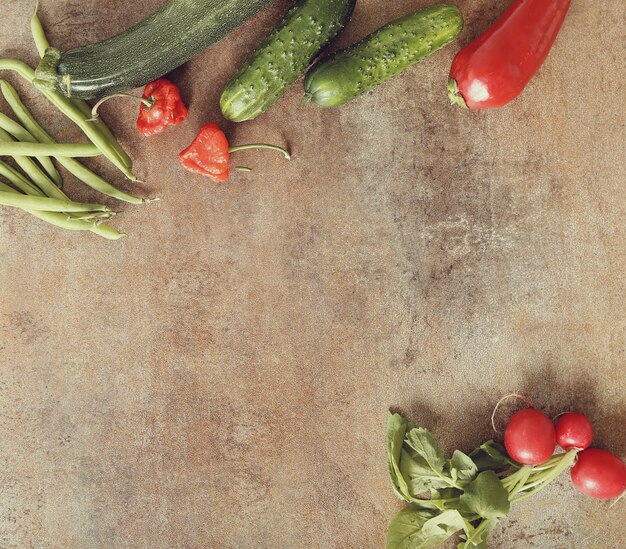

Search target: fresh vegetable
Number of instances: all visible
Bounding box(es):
[33,0,274,99]
[1,80,143,204]
[571,449,626,499]
[555,412,594,451]
[386,412,580,549]
[0,112,60,185]
[448,0,571,110]
[0,142,101,158]
[179,123,290,183]
[30,1,132,169]
[2,58,137,181]
[137,79,188,137]
[0,177,118,237]
[0,191,109,213]
[0,5,147,238]
[504,408,556,465]
[0,129,121,239]
[221,0,356,122]
[303,4,463,108]
[0,160,44,197]
[0,126,67,201]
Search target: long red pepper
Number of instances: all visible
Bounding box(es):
[448,0,571,110]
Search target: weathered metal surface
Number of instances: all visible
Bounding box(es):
[0,1,624,547]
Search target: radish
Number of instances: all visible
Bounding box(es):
[555,412,593,450]
[571,448,626,499]
[504,409,556,465]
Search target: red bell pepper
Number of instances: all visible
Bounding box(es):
[179,123,290,183]
[448,0,571,110]
[136,78,188,136]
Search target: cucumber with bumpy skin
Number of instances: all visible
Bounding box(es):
[34,0,273,99]
[304,4,464,108]
[221,0,356,122]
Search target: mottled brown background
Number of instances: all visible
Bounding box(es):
[0,0,624,547]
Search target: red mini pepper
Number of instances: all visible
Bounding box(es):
[448,0,571,110]
[136,78,188,136]
[179,123,290,183]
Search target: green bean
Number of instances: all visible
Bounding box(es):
[30,1,133,169]
[68,211,115,221]
[0,86,144,204]
[0,190,109,212]
[0,155,124,240]
[0,113,61,185]
[0,130,113,225]
[75,100,133,170]
[37,211,109,233]
[0,126,65,199]
[0,178,94,232]
[0,159,44,196]
[31,1,49,56]
[42,91,136,177]
[37,77,137,177]
[0,141,100,157]
[0,58,137,179]
[0,58,128,239]
[57,156,144,203]
[0,178,20,194]
[89,223,127,240]
[0,175,124,239]
[0,58,33,82]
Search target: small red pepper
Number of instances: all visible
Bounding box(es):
[179,123,290,183]
[136,78,188,136]
[448,0,571,110]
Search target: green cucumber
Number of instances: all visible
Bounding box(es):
[304,4,464,108]
[34,0,273,99]
[221,0,356,122]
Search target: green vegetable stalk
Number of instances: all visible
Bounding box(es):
[386,413,579,549]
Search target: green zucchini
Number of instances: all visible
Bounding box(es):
[34,0,273,99]
[304,4,464,108]
[220,0,356,122]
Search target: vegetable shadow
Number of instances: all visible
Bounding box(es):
[517,363,625,456]
[455,0,513,48]
[395,359,625,457]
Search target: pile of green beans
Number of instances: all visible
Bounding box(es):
[0,3,149,240]
[0,80,143,204]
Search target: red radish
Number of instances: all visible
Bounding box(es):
[555,412,593,450]
[504,408,556,465]
[571,449,626,499]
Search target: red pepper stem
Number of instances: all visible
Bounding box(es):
[228,143,291,160]
[89,93,156,121]
[447,78,468,109]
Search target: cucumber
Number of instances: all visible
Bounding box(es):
[304,4,464,108]
[221,0,356,122]
[34,0,273,99]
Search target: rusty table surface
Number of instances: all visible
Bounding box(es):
[0,1,624,547]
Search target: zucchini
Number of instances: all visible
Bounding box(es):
[34,0,273,99]
[303,4,464,108]
[221,0,356,122]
